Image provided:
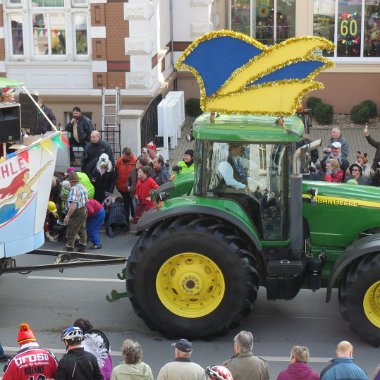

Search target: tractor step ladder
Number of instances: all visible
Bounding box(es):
[101,87,121,130]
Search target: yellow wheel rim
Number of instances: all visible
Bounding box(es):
[363,280,380,327]
[156,253,225,318]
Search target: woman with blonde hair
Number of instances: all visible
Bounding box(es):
[111,339,153,380]
[324,158,344,183]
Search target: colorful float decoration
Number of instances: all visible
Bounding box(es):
[0,79,68,258]
[175,30,334,116]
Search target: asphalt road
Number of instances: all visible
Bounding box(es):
[1,231,379,379]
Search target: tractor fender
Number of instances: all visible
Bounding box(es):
[326,233,380,302]
[137,205,262,253]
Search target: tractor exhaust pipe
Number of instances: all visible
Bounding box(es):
[290,139,321,258]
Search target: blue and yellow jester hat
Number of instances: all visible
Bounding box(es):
[175,30,334,116]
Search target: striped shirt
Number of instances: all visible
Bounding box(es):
[66,183,88,210]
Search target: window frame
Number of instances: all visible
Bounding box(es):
[314,0,380,62]
[228,0,296,44]
[4,0,90,61]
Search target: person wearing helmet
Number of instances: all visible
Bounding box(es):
[205,366,234,380]
[56,326,103,380]
[73,318,112,380]
[223,331,269,380]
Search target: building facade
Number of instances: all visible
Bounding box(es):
[0,0,378,132]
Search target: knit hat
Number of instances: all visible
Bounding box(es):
[349,163,362,175]
[184,149,194,158]
[67,171,80,183]
[18,323,37,345]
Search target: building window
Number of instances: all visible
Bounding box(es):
[314,0,380,58]
[32,13,66,55]
[5,0,89,60]
[10,14,24,55]
[74,14,88,55]
[229,0,296,45]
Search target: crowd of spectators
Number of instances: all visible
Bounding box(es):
[44,125,195,250]
[306,125,380,186]
[1,327,378,380]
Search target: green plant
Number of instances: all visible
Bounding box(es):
[359,100,377,118]
[185,98,202,117]
[350,104,370,124]
[306,97,322,114]
[314,102,333,124]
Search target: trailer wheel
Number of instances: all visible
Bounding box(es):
[126,215,259,339]
[339,254,380,346]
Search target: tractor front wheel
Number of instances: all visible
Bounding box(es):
[126,216,259,339]
[339,254,380,346]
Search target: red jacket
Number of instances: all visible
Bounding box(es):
[3,345,58,380]
[135,177,158,208]
[324,169,344,183]
[116,155,137,192]
[86,198,104,218]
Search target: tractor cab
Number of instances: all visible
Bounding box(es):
[191,113,305,241]
[194,140,289,240]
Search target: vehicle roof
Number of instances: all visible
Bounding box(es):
[193,113,304,143]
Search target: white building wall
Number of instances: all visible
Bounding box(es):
[172,0,214,41]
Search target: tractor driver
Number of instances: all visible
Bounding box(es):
[218,143,249,190]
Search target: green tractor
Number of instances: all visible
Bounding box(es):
[126,113,380,345]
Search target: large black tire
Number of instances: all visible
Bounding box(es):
[339,254,380,346]
[126,215,259,339]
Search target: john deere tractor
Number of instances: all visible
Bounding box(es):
[126,113,380,345]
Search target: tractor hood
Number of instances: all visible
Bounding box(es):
[303,181,380,248]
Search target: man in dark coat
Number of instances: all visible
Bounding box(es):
[66,106,94,161]
[81,131,114,176]
[364,125,380,171]
[36,97,57,134]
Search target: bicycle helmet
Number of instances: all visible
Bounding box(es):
[205,366,234,380]
[61,326,83,342]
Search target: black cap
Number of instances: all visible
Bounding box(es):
[171,338,192,353]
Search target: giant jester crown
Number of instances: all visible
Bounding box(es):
[175,30,334,116]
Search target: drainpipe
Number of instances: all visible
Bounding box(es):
[169,0,177,90]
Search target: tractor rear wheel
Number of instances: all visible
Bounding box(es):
[339,254,380,346]
[126,215,259,339]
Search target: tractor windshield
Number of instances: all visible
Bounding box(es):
[200,141,289,240]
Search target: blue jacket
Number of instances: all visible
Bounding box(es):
[320,358,368,380]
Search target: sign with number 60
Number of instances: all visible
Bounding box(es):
[340,19,358,37]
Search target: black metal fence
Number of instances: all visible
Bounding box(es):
[140,94,163,147]
[99,124,121,160]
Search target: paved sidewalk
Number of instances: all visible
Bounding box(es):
[168,116,380,168]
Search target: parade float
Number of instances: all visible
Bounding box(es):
[0,80,125,272]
